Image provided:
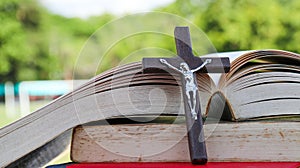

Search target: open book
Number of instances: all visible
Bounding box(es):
[200,49,300,120]
[0,49,299,167]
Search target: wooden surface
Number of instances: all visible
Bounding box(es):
[71,121,300,162]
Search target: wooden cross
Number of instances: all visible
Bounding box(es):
[142,27,230,164]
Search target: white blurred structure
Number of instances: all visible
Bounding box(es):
[4,82,16,118]
[18,80,87,117]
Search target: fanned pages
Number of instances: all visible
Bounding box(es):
[211,50,300,120]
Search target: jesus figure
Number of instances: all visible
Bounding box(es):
[160,58,211,120]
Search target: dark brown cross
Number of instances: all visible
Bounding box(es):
[142,27,230,165]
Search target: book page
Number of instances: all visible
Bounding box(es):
[216,50,300,120]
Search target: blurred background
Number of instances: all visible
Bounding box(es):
[2,0,300,129]
[1,0,300,164]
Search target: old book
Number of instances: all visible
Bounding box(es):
[0,49,299,167]
[70,118,300,163]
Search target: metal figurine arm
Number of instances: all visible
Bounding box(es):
[191,59,212,73]
[160,59,182,74]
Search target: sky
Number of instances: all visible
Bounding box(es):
[39,0,175,19]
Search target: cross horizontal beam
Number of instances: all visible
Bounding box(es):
[143,57,230,73]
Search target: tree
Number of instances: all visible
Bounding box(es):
[0,0,60,82]
[0,0,31,82]
[2,0,300,82]
[162,0,300,53]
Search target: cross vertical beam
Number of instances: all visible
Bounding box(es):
[174,27,207,164]
[142,26,230,165]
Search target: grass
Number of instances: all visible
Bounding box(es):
[0,100,71,167]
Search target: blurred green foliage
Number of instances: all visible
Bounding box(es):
[0,0,114,82]
[162,0,300,52]
[0,0,300,82]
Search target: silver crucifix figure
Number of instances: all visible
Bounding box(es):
[160,58,211,120]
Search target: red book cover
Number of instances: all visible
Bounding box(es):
[47,162,300,168]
